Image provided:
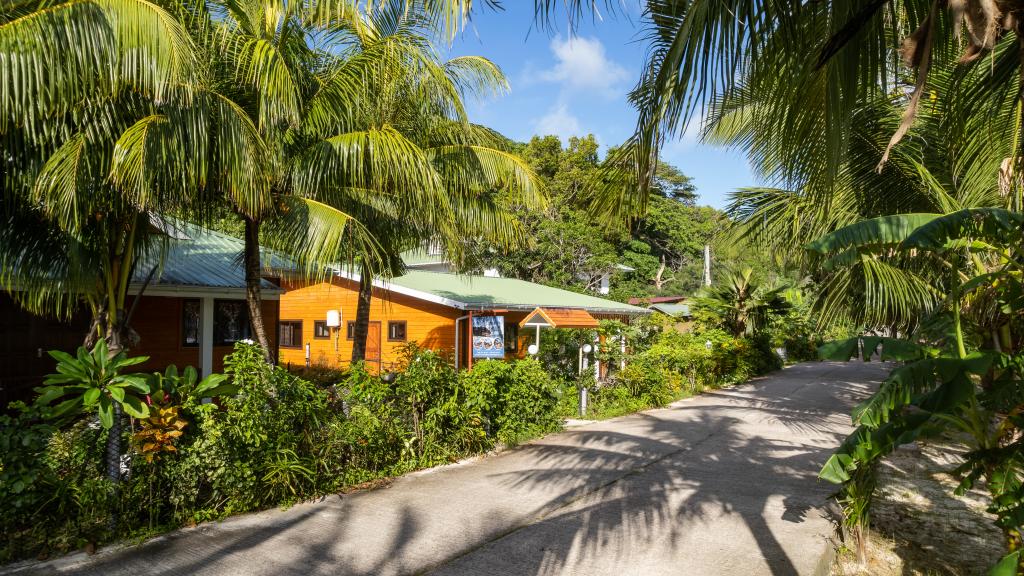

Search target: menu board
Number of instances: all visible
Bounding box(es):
[472,315,505,359]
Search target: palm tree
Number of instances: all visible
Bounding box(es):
[533,0,1024,219]
[0,0,269,509]
[714,48,1017,333]
[288,8,545,364]
[692,267,790,337]
[0,0,274,352]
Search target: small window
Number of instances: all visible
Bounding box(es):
[346,321,356,340]
[388,321,407,342]
[314,320,330,339]
[504,323,518,352]
[182,299,201,348]
[279,321,302,349]
[214,300,251,346]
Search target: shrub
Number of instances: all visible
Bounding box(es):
[495,359,561,445]
[2,324,787,563]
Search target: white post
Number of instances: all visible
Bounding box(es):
[200,297,214,378]
[620,333,627,370]
[593,332,601,380]
[535,325,541,349]
[703,244,712,287]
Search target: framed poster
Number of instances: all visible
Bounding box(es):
[472,315,505,359]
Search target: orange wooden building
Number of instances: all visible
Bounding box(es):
[1,225,280,406]
[277,266,649,372]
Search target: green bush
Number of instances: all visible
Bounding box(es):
[586,328,783,420]
[2,323,786,563]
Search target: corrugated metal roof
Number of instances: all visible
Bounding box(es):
[628,295,688,305]
[649,303,691,317]
[132,225,280,292]
[400,247,449,266]
[386,271,649,314]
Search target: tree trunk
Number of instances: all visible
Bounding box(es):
[654,254,666,290]
[244,217,273,362]
[105,402,122,531]
[351,261,373,363]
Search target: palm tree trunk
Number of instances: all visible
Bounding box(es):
[351,260,373,363]
[105,402,122,531]
[244,217,273,362]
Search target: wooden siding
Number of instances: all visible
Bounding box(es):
[128,295,279,374]
[278,277,463,371]
[0,293,90,407]
[278,276,641,371]
[0,293,280,407]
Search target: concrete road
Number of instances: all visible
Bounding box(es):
[4,361,887,576]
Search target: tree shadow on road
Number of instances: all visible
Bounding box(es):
[429,364,886,576]
[21,363,885,576]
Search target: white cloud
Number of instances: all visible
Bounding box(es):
[532,104,583,141]
[538,36,630,96]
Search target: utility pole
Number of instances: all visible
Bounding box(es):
[703,244,712,287]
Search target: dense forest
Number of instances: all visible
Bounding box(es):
[462,135,729,301]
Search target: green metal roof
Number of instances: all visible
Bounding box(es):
[649,303,691,317]
[386,270,649,314]
[132,224,282,292]
[400,247,449,266]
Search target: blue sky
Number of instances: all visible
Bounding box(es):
[445,3,756,209]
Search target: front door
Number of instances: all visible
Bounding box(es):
[366,321,381,366]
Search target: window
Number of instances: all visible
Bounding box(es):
[181,299,201,347]
[314,320,330,339]
[388,321,407,342]
[346,321,356,340]
[504,323,518,353]
[279,321,302,349]
[213,300,250,346]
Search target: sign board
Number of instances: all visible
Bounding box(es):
[472,315,505,359]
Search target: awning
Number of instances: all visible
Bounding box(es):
[519,307,599,329]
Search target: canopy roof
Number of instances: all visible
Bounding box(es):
[520,307,599,328]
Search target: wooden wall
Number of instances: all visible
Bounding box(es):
[128,295,280,374]
[0,293,90,407]
[0,293,280,407]
[278,277,463,371]
[276,278,557,371]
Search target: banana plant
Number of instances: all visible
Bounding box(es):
[35,340,151,428]
[816,209,1024,573]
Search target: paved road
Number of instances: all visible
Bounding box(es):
[5,361,887,576]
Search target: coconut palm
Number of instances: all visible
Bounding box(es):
[94,0,508,361]
[708,43,1020,334]
[534,0,1024,220]
[0,0,276,351]
[289,8,545,364]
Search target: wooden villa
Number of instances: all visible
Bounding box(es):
[277,266,649,372]
[2,224,650,405]
[1,225,280,406]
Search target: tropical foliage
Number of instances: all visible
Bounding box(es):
[1,324,789,561]
[813,210,1024,572]
[0,342,562,560]
[464,134,726,300]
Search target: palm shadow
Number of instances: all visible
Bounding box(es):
[13,362,887,576]
[429,362,886,575]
